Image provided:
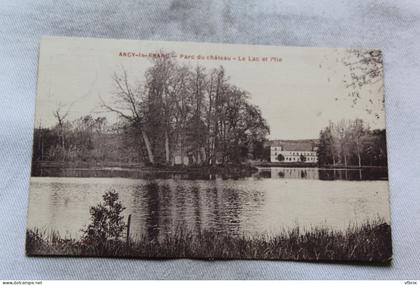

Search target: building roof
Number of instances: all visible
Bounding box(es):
[267,139,319,151]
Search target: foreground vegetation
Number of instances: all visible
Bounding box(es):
[26,221,392,262]
[26,191,392,262]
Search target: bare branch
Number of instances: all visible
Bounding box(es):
[99,95,134,122]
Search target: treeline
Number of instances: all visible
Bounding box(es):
[317,119,387,167]
[33,55,270,166]
[32,116,144,163]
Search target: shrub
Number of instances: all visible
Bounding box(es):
[81,190,126,250]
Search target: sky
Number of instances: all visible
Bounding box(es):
[35,36,386,140]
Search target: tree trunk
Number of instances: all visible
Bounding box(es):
[356,141,362,168]
[201,147,206,165]
[141,130,154,164]
[61,132,65,162]
[180,136,184,166]
[41,138,44,160]
[165,130,170,165]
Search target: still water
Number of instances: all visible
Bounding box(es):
[27,167,390,240]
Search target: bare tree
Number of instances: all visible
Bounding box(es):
[330,119,352,167]
[101,69,154,164]
[53,102,72,161]
[350,119,365,168]
[102,56,270,167]
[144,54,177,165]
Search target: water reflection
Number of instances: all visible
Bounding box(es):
[119,180,263,241]
[27,165,389,240]
[27,177,390,240]
[145,182,160,242]
[32,166,248,180]
[32,165,388,181]
[255,167,387,181]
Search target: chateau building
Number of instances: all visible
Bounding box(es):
[267,139,319,163]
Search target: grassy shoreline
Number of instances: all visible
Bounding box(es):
[26,221,392,262]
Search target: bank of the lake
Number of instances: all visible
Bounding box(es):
[31,161,259,179]
[26,220,392,262]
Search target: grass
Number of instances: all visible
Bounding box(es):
[26,220,392,262]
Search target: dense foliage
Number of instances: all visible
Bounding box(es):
[103,57,270,166]
[81,191,126,250]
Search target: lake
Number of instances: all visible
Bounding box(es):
[27,167,390,240]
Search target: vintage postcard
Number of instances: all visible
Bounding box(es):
[26,36,392,262]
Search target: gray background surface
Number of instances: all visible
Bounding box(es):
[0,0,419,280]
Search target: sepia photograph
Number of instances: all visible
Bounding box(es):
[26,36,391,262]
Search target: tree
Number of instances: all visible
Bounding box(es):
[35,55,271,168]
[32,128,59,161]
[143,54,177,165]
[205,66,228,165]
[82,191,126,248]
[169,65,194,165]
[342,49,384,120]
[277,153,285,162]
[185,66,208,165]
[318,119,386,167]
[52,102,71,161]
[317,126,337,166]
[331,119,352,167]
[102,69,155,165]
[350,118,365,167]
[101,54,270,167]
[300,154,306,162]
